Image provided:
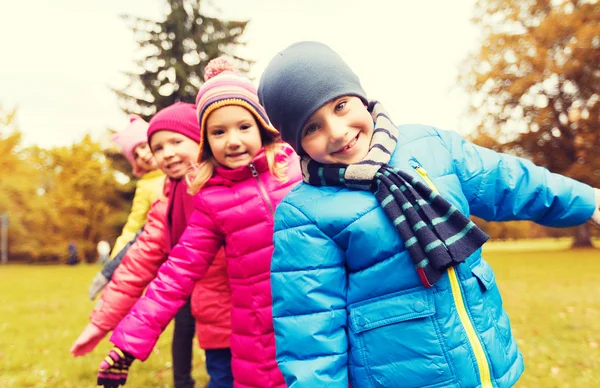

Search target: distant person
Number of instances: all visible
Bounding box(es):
[96,240,111,266]
[256,41,600,388]
[67,241,79,265]
[88,115,165,300]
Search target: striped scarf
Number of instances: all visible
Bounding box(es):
[301,101,489,287]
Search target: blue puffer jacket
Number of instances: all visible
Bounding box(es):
[271,125,596,388]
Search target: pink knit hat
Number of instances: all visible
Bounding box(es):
[146,102,201,144]
[112,114,150,177]
[195,57,279,161]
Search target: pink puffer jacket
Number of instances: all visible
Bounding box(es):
[111,145,301,388]
[92,182,231,350]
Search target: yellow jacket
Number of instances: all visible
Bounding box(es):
[110,170,165,258]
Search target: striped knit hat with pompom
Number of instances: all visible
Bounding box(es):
[195,56,280,161]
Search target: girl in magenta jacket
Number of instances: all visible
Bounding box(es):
[97,58,302,388]
[86,102,232,388]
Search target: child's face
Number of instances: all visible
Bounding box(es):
[149,131,199,179]
[133,142,157,172]
[300,96,374,165]
[205,105,263,170]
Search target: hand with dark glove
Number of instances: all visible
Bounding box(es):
[89,272,109,300]
[97,347,135,387]
[590,188,600,228]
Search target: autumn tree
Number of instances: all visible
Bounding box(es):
[114,0,251,119]
[461,0,600,246]
[28,136,130,262]
[0,108,130,263]
[0,106,45,261]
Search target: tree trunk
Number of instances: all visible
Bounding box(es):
[572,223,592,248]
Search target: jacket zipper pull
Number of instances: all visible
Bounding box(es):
[248,162,258,177]
[409,160,439,194]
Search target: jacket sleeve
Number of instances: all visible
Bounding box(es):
[90,199,169,332]
[271,200,348,387]
[437,128,597,227]
[110,180,155,257]
[110,199,223,361]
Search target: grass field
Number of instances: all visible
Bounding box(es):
[0,265,209,388]
[0,240,599,387]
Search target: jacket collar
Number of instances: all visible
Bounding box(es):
[211,148,269,184]
[140,169,164,180]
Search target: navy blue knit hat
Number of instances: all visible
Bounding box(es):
[258,41,367,154]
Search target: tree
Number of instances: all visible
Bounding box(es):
[461,0,600,246]
[114,0,251,119]
[0,106,44,261]
[28,136,131,262]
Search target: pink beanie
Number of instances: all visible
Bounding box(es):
[112,114,150,177]
[195,57,279,161]
[146,102,201,144]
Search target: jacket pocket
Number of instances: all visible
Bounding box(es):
[470,259,513,352]
[348,289,455,388]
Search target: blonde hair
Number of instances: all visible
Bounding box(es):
[187,136,289,196]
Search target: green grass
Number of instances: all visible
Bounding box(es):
[483,245,600,388]
[0,265,209,388]
[1,243,599,387]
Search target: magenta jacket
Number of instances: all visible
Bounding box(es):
[111,145,301,388]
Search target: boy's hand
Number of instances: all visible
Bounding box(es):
[89,273,109,300]
[591,188,600,228]
[70,323,109,357]
[97,347,135,387]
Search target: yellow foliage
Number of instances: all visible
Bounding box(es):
[0,107,130,263]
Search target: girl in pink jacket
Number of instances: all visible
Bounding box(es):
[97,58,302,388]
[82,103,232,388]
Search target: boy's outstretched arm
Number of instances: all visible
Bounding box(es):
[591,189,600,227]
[438,128,598,227]
[271,201,349,388]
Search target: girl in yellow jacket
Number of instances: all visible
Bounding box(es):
[88,115,165,299]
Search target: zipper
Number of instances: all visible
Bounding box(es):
[248,162,275,216]
[410,159,494,388]
[409,160,439,194]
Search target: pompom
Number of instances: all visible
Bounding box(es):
[204,56,238,81]
[128,114,142,124]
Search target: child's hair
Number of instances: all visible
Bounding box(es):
[187,57,288,195]
[112,115,151,177]
[258,41,368,155]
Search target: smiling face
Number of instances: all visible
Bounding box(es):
[132,142,157,172]
[149,131,200,179]
[205,105,263,169]
[300,96,374,165]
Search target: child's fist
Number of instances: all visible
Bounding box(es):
[89,272,109,300]
[590,188,600,228]
[97,347,135,387]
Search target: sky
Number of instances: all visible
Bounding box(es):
[0,0,480,148]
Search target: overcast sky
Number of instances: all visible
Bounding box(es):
[0,0,480,148]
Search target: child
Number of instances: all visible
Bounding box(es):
[96,58,302,388]
[73,103,232,388]
[88,115,165,300]
[258,41,600,388]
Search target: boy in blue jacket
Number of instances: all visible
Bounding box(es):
[258,41,600,388]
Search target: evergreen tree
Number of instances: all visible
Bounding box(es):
[114,0,251,119]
